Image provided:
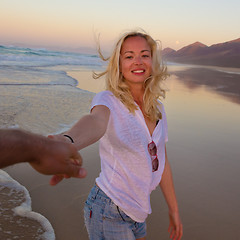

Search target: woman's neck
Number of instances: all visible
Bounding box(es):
[130,86,144,107]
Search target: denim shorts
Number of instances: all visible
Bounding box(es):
[84,184,146,240]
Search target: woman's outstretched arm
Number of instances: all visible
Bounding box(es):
[51,105,110,150]
[49,105,110,185]
[66,105,110,150]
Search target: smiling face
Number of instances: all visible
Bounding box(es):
[120,36,152,88]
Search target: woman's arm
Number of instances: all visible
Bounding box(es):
[48,105,110,185]
[52,105,110,150]
[160,146,183,240]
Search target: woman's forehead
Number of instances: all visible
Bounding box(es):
[121,36,151,53]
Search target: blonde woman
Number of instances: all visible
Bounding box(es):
[51,30,183,240]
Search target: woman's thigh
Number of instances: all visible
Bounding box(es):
[84,185,146,240]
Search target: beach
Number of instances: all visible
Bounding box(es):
[1,46,240,239]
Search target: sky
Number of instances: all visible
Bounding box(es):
[1,0,240,53]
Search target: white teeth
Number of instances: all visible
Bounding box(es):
[132,70,144,73]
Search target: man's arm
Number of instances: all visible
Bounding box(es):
[0,129,43,167]
[0,129,87,184]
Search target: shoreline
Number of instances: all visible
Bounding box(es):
[166,61,240,73]
[67,69,105,93]
[0,69,97,240]
[0,170,55,239]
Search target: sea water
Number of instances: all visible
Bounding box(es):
[0,45,103,239]
[0,45,103,131]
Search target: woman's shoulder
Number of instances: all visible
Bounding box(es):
[95,90,114,98]
[93,90,114,102]
[92,91,116,110]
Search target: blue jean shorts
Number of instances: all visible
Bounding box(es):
[84,184,146,240]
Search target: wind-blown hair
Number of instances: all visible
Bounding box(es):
[93,29,168,121]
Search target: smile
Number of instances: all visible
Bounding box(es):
[132,70,145,73]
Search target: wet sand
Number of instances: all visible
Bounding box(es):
[0,174,54,239]
[169,66,240,104]
[2,66,240,239]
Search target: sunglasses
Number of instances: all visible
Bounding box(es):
[148,141,159,172]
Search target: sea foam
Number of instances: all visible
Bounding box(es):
[0,170,55,239]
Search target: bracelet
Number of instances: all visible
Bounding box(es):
[63,134,74,143]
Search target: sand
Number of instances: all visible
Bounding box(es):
[1,66,240,239]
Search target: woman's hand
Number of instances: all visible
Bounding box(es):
[168,210,183,240]
[38,134,87,186]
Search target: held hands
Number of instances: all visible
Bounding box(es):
[30,134,87,186]
[168,210,183,240]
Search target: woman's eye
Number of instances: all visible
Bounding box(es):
[142,55,150,58]
[126,56,133,59]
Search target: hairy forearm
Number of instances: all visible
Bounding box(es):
[0,129,45,168]
[160,149,179,213]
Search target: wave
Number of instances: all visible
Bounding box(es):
[0,45,102,68]
[0,170,55,239]
[0,63,81,86]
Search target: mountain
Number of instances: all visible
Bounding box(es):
[174,42,207,56]
[163,38,240,68]
[162,47,176,56]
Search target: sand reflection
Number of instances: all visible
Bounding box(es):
[168,65,240,104]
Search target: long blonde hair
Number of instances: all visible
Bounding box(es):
[93,29,168,121]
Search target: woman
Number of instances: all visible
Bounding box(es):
[51,30,183,240]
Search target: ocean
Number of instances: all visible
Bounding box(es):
[0,45,102,239]
[0,45,104,132]
[1,45,240,239]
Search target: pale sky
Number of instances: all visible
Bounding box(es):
[1,0,239,52]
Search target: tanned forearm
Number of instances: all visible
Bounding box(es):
[0,129,46,168]
[64,105,110,150]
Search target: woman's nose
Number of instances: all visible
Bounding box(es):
[134,55,142,64]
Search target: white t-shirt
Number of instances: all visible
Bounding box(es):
[91,91,168,222]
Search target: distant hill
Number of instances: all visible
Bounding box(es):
[163,38,240,68]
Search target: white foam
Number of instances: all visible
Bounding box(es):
[0,170,55,239]
[0,45,102,68]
